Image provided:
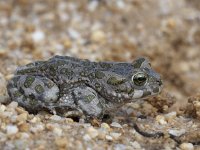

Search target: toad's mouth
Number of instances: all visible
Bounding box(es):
[131,84,163,100]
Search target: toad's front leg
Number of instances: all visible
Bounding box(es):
[70,85,105,121]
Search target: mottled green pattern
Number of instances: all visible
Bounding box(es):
[85,94,96,103]
[13,91,22,98]
[49,65,57,76]
[60,68,73,77]
[45,81,55,88]
[35,84,45,94]
[107,76,125,85]
[99,63,113,69]
[95,71,105,79]
[24,76,35,88]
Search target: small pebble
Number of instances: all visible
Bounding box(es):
[30,116,40,123]
[193,101,200,119]
[0,73,7,97]
[110,132,121,140]
[18,123,30,132]
[50,115,62,121]
[0,49,7,56]
[131,141,141,149]
[180,143,194,150]
[88,0,99,12]
[165,111,177,122]
[55,137,68,148]
[53,127,62,136]
[114,144,127,150]
[5,74,14,80]
[83,134,91,141]
[7,101,18,109]
[30,124,44,133]
[6,125,19,135]
[116,0,125,9]
[15,107,27,114]
[65,118,74,123]
[100,123,110,131]
[156,115,167,125]
[46,123,54,131]
[0,104,6,112]
[97,129,107,140]
[32,30,45,43]
[110,122,122,128]
[62,38,72,49]
[105,135,113,141]
[91,30,106,43]
[68,28,80,40]
[20,132,30,139]
[87,127,99,138]
[169,129,186,137]
[17,113,28,122]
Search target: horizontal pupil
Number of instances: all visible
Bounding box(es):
[138,77,145,81]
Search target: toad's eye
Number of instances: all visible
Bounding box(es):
[132,72,147,86]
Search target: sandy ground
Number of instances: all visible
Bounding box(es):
[0,0,200,149]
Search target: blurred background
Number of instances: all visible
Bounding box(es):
[1,1,200,149]
[0,0,200,105]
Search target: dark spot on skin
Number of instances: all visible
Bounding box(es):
[127,88,134,94]
[99,63,113,69]
[60,68,74,77]
[94,83,102,91]
[82,60,91,66]
[29,94,36,99]
[40,64,48,71]
[16,70,26,75]
[29,98,39,106]
[42,78,54,88]
[153,87,159,93]
[34,61,45,66]
[28,68,37,73]
[142,90,151,98]
[71,63,80,68]
[116,86,127,93]
[49,65,57,76]
[13,91,22,98]
[88,73,95,80]
[35,84,45,94]
[107,77,125,86]
[56,60,65,66]
[45,81,54,88]
[85,94,96,103]
[80,71,88,77]
[133,58,146,68]
[95,71,105,79]
[25,62,35,67]
[24,76,35,88]
[17,68,37,74]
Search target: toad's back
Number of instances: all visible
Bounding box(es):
[16,55,134,82]
[16,56,96,76]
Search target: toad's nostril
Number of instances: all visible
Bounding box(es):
[157,80,162,86]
